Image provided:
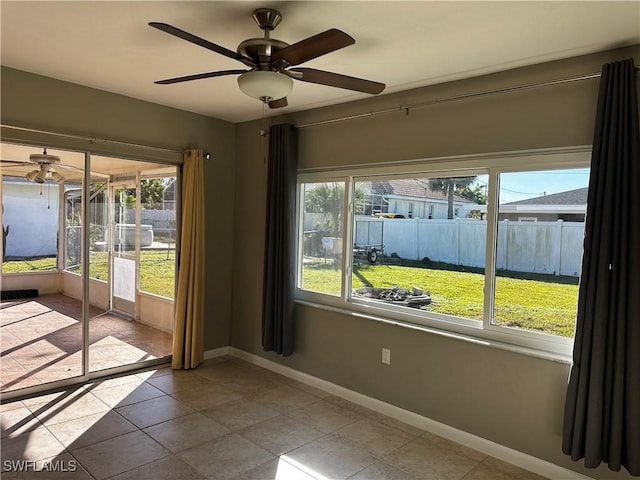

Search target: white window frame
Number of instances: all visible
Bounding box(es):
[296,147,591,357]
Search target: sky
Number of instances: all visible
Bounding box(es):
[473,168,591,204]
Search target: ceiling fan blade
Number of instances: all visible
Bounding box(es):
[155,69,249,85]
[271,29,354,67]
[0,160,31,166]
[268,97,288,109]
[149,22,255,67]
[290,68,385,95]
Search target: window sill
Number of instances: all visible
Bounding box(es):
[295,298,573,365]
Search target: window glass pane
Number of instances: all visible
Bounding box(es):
[493,168,590,337]
[352,175,488,321]
[2,175,59,272]
[299,182,344,296]
[89,182,108,281]
[139,176,177,298]
[65,181,83,272]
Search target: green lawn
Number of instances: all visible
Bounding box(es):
[3,250,176,299]
[302,258,578,337]
[1,257,57,272]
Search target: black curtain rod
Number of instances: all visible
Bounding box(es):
[297,67,640,130]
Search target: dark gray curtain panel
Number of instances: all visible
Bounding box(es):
[563,59,640,475]
[262,123,298,356]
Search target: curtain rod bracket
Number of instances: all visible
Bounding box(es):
[259,129,269,137]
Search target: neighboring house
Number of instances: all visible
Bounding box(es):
[358,179,478,219]
[499,187,587,222]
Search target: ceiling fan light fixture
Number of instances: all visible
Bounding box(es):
[237,70,293,102]
[49,170,64,183]
[25,169,40,182]
[34,167,48,184]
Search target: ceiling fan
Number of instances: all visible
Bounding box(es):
[150,8,385,108]
[1,149,67,184]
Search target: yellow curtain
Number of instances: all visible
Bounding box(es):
[172,149,205,369]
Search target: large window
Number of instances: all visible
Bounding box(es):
[296,152,590,355]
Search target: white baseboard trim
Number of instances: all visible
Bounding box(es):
[218,347,592,480]
[203,346,230,360]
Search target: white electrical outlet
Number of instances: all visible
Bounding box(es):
[382,347,391,365]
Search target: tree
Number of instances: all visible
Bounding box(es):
[305,183,364,236]
[140,179,166,209]
[121,179,170,210]
[428,177,477,219]
[457,184,487,205]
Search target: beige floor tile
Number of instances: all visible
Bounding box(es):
[89,380,166,408]
[170,382,243,411]
[240,415,323,456]
[71,430,169,480]
[143,412,230,453]
[32,390,110,427]
[288,399,363,434]
[0,400,25,412]
[46,410,137,449]
[115,395,194,428]
[348,460,424,480]
[325,396,376,417]
[1,404,42,438]
[201,397,279,431]
[366,411,425,437]
[146,370,210,394]
[1,427,66,463]
[231,457,317,480]
[1,294,172,395]
[334,417,414,457]
[463,456,548,480]
[419,431,487,462]
[192,360,254,383]
[289,381,333,399]
[136,365,174,380]
[250,384,319,413]
[284,434,378,480]
[109,454,206,480]
[178,433,274,479]
[1,348,547,480]
[383,435,480,480]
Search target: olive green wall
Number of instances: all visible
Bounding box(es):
[1,66,235,350]
[231,45,640,479]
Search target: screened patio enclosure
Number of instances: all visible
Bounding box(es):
[0,142,179,399]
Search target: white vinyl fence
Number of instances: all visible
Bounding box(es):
[355,216,585,277]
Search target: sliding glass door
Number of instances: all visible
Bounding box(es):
[1,143,178,400]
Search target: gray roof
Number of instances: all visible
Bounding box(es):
[359,179,471,203]
[505,187,587,206]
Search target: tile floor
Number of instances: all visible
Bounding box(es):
[1,356,547,480]
[1,295,173,392]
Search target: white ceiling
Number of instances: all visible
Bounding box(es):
[1,1,639,123]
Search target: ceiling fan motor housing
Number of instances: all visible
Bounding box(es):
[237,38,289,69]
[29,153,60,165]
